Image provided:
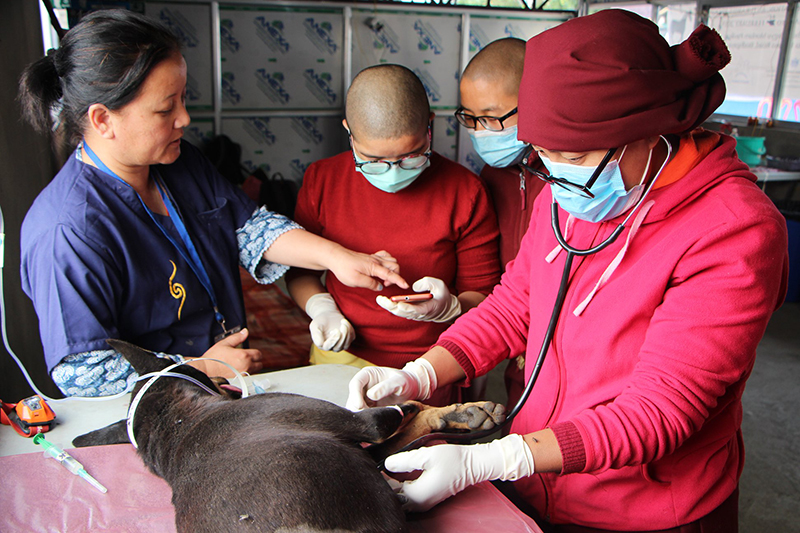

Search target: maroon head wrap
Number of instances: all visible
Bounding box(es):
[518,9,731,151]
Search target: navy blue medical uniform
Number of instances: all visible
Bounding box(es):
[21,141,256,372]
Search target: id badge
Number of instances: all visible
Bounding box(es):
[214,324,243,344]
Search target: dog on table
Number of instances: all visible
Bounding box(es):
[73,340,505,533]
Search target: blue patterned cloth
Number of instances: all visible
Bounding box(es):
[237,205,302,284]
[51,206,301,397]
[51,349,183,397]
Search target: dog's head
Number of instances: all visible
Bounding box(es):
[72,340,242,448]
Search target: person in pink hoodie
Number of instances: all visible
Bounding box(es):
[346,10,789,532]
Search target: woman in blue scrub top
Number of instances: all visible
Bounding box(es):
[17,9,407,397]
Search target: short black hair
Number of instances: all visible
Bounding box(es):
[345,64,430,141]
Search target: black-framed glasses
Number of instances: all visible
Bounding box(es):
[520,148,618,199]
[351,128,432,175]
[454,107,518,132]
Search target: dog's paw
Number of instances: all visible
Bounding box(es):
[436,401,506,431]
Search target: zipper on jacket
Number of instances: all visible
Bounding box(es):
[518,167,529,253]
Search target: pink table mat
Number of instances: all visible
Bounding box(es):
[0,444,542,532]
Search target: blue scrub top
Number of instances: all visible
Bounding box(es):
[21,140,257,371]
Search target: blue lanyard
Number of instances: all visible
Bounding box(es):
[82,141,228,332]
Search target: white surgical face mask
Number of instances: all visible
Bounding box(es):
[469,126,528,168]
[354,153,430,193]
[541,145,654,223]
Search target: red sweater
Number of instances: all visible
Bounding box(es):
[292,151,500,368]
[480,162,546,270]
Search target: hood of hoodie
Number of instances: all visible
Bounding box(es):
[631,131,755,225]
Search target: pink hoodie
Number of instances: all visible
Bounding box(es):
[436,132,789,530]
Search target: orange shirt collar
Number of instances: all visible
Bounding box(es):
[653,129,720,190]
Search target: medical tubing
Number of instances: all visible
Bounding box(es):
[379,251,576,469]
[0,203,130,403]
[127,357,249,449]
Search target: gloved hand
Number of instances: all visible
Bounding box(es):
[305,292,355,352]
[376,277,461,323]
[385,434,535,513]
[345,358,438,411]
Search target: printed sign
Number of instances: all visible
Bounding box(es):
[351,10,461,109]
[183,119,215,149]
[145,3,214,109]
[709,4,786,118]
[467,15,563,59]
[220,6,344,110]
[432,115,458,162]
[222,116,347,182]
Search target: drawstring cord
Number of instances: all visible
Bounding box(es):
[572,201,655,316]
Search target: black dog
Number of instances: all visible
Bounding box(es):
[74,340,505,533]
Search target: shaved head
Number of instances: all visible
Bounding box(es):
[345,64,430,141]
[462,38,526,97]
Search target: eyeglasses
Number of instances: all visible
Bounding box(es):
[350,128,432,175]
[520,148,618,199]
[454,107,518,132]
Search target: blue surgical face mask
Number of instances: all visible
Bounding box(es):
[354,153,430,193]
[469,126,528,168]
[541,145,653,223]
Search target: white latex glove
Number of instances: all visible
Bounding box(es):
[345,359,438,411]
[385,434,535,513]
[305,292,355,352]
[376,277,461,323]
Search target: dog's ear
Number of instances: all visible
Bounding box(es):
[73,419,129,447]
[106,339,171,375]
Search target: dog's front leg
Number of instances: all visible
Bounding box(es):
[370,401,507,460]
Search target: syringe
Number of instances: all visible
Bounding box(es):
[33,433,107,493]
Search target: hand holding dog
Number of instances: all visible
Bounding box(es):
[346,358,438,411]
[189,328,264,377]
[384,434,535,512]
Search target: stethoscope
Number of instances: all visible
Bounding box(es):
[381,137,673,463]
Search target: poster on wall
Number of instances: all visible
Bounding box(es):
[221,116,347,182]
[709,4,786,118]
[779,10,800,122]
[184,118,215,148]
[351,9,462,110]
[467,14,562,60]
[219,6,344,110]
[432,115,459,162]
[145,3,213,110]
